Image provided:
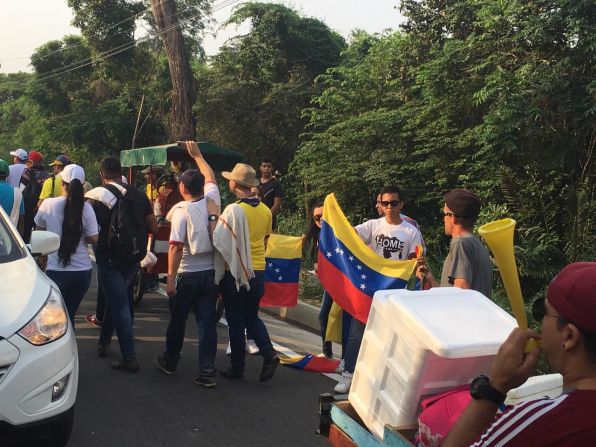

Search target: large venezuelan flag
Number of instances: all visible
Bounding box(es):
[318,194,416,323]
[281,354,340,373]
[261,234,302,307]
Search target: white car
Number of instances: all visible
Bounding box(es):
[0,207,78,447]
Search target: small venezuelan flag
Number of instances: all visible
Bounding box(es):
[260,234,302,307]
[318,193,416,323]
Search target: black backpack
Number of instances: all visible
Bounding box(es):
[103,184,148,263]
[22,168,49,210]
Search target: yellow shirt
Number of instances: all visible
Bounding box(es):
[238,201,272,270]
[39,175,62,199]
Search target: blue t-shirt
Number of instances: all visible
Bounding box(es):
[0,181,25,216]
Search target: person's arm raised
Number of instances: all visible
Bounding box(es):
[185,141,216,185]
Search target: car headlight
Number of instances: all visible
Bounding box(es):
[18,288,68,345]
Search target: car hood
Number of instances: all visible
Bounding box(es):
[0,256,52,338]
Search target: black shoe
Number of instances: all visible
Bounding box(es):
[193,376,216,388]
[219,367,243,380]
[156,354,176,374]
[97,343,109,358]
[259,355,280,382]
[111,358,140,373]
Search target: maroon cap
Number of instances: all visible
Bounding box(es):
[547,262,596,333]
[444,189,481,219]
[28,151,44,163]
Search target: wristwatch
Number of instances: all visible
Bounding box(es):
[470,375,506,406]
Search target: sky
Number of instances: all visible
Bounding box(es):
[0,0,403,74]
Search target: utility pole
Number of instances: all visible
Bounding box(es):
[150,0,196,140]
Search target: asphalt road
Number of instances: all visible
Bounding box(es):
[67,275,334,447]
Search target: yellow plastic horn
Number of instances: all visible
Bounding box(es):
[478,218,539,352]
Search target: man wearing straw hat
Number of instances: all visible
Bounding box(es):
[416,188,493,298]
[214,163,280,382]
[443,262,596,446]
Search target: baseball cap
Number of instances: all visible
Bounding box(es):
[175,169,205,194]
[61,164,85,184]
[27,151,44,163]
[444,189,481,220]
[49,154,71,167]
[546,262,596,333]
[0,159,9,176]
[9,148,27,161]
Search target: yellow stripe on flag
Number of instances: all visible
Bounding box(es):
[325,301,343,343]
[265,234,303,259]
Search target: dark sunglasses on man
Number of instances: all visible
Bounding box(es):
[380,200,401,208]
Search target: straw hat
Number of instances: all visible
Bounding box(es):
[222,163,259,188]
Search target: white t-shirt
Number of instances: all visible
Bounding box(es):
[355,217,422,260]
[169,182,220,273]
[8,164,26,188]
[34,197,99,271]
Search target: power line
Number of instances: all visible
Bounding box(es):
[34,0,241,83]
[3,0,169,63]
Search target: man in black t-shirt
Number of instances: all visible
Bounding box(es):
[258,156,283,230]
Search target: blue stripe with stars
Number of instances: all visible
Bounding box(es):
[264,257,301,283]
[319,222,408,297]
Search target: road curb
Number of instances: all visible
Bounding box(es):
[261,300,321,334]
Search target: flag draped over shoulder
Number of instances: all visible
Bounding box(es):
[261,234,302,307]
[317,193,416,323]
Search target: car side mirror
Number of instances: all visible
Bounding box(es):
[29,231,60,256]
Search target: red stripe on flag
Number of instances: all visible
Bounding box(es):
[303,356,341,373]
[317,252,372,323]
[261,282,299,307]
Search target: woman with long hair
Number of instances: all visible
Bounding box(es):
[35,164,99,324]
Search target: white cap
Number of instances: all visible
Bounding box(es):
[9,148,27,161]
[61,164,85,184]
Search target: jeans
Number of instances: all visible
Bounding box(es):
[97,260,138,360]
[220,270,275,372]
[318,291,333,357]
[344,318,366,374]
[163,270,219,378]
[47,269,92,327]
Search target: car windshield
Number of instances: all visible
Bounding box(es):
[0,213,27,264]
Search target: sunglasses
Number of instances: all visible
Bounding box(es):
[313,215,323,222]
[442,211,458,218]
[380,200,401,208]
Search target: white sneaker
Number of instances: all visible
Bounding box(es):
[334,371,353,394]
[226,342,232,356]
[246,339,259,355]
[335,358,345,374]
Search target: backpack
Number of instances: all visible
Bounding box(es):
[22,168,49,211]
[103,184,148,263]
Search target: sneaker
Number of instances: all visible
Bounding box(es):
[259,355,280,382]
[333,371,353,393]
[193,376,216,388]
[86,314,102,328]
[219,367,243,380]
[97,343,109,358]
[335,358,345,374]
[246,339,259,355]
[111,358,140,373]
[156,354,176,374]
[225,342,232,356]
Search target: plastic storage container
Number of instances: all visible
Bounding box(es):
[349,287,517,440]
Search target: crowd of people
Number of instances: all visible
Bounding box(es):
[2,144,595,444]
